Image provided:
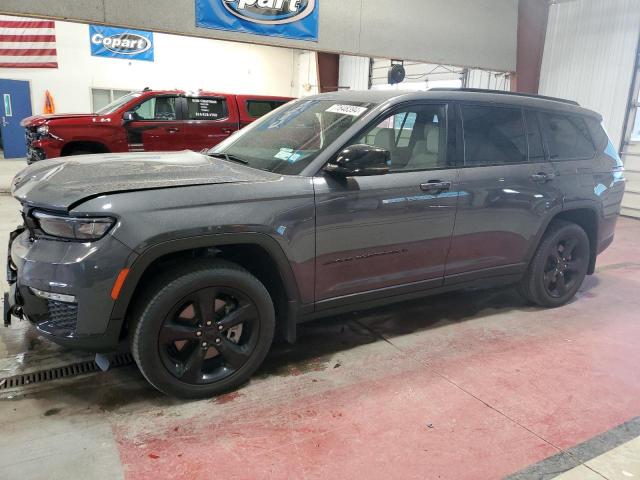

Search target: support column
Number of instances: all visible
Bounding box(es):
[513,0,550,93]
[317,52,340,93]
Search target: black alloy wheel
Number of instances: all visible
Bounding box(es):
[519,219,590,307]
[542,234,588,299]
[159,287,260,385]
[131,259,275,398]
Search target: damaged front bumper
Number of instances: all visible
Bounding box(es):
[4,226,25,326]
[5,223,135,352]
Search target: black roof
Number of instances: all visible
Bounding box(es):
[429,88,579,106]
[312,89,600,119]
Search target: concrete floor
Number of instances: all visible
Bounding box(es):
[0,158,27,194]
[1,192,640,480]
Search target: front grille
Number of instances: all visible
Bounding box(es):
[44,300,79,333]
[25,128,38,145]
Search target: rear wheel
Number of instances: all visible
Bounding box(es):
[67,150,93,156]
[130,260,275,398]
[519,220,590,307]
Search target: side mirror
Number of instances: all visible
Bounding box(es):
[122,111,135,124]
[325,144,390,177]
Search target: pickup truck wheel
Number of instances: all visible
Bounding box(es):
[518,220,590,308]
[130,259,275,399]
[68,150,92,156]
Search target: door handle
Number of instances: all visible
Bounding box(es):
[222,128,234,135]
[420,181,451,194]
[531,172,555,183]
[166,127,180,133]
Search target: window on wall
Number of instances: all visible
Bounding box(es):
[91,88,133,113]
[461,105,527,165]
[539,112,595,160]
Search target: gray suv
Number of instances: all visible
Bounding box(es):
[4,89,626,398]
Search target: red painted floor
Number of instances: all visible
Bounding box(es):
[108,217,640,480]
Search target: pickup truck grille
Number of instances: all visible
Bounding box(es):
[25,128,39,145]
[24,128,47,162]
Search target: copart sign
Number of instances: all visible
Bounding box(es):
[196,0,318,41]
[89,25,154,62]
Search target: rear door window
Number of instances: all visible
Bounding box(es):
[246,100,287,119]
[461,105,527,165]
[539,112,595,160]
[186,97,228,120]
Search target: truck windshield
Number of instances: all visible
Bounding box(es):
[96,92,142,115]
[209,99,376,175]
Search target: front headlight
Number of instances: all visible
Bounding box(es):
[33,211,116,241]
[36,125,49,136]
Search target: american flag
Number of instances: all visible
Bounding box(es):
[0,15,58,68]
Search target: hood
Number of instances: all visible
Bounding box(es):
[11,150,280,210]
[21,113,98,127]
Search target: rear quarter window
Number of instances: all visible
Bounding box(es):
[584,117,609,152]
[539,112,595,160]
[187,97,227,120]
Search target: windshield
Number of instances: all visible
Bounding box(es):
[209,99,376,175]
[96,92,142,115]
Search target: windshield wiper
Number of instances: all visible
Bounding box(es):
[207,152,249,165]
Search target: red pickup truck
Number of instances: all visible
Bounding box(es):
[21,89,293,163]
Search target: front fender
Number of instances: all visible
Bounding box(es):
[109,232,303,342]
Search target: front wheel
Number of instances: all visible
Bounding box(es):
[519,220,590,308]
[130,260,275,399]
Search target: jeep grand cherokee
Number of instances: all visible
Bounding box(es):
[5,89,625,398]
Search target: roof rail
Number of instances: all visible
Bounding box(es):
[428,88,580,106]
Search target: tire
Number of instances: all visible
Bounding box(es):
[518,219,590,308]
[130,259,275,399]
[68,150,93,156]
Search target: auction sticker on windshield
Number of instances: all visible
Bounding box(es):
[325,104,368,117]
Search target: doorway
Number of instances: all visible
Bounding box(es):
[0,79,32,159]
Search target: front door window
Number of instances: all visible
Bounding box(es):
[132,96,178,121]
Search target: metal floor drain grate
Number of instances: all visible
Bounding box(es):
[0,352,134,390]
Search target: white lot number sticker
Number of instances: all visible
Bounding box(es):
[325,104,368,117]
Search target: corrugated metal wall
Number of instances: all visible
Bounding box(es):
[338,55,370,91]
[539,0,640,150]
[539,0,640,218]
